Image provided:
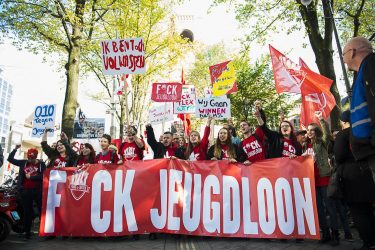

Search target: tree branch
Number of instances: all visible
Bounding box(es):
[54,0,73,48]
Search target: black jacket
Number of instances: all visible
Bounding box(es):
[145,126,184,159]
[41,140,78,167]
[7,148,46,190]
[260,124,302,159]
[335,128,375,202]
[207,144,240,161]
[350,53,375,160]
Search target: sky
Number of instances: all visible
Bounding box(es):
[0,0,348,129]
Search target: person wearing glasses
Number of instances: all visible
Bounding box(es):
[254,106,302,159]
[343,37,375,183]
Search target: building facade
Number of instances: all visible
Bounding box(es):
[0,69,13,149]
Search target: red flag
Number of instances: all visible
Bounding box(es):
[269,45,302,94]
[298,58,336,127]
[177,68,191,135]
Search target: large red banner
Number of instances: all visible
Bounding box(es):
[39,157,319,239]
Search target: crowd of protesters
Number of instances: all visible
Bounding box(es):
[2,36,374,249]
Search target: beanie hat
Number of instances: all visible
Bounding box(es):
[27,148,38,159]
[340,110,351,123]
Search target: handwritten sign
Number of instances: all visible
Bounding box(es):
[209,60,237,97]
[32,104,56,137]
[100,38,145,75]
[149,104,174,125]
[151,82,182,102]
[195,97,231,120]
[173,85,195,114]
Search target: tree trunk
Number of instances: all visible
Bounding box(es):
[315,47,341,131]
[62,45,80,139]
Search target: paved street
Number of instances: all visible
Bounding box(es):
[1,229,363,250]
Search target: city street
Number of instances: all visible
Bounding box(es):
[2,229,363,250]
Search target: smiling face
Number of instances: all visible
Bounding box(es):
[189,131,200,144]
[178,137,185,147]
[280,121,292,138]
[81,145,92,156]
[100,137,110,151]
[56,141,66,154]
[306,125,317,140]
[218,128,229,143]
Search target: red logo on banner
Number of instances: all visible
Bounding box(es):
[40,158,319,239]
[69,171,90,201]
[151,82,182,102]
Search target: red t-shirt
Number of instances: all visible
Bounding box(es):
[282,138,297,157]
[77,156,91,166]
[306,143,329,187]
[241,127,265,163]
[189,126,210,161]
[164,147,176,158]
[95,150,119,164]
[221,145,230,160]
[120,140,144,161]
[22,163,40,189]
[52,156,68,168]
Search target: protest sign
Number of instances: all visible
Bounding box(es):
[100,38,145,75]
[149,104,174,125]
[40,157,319,239]
[31,104,56,137]
[195,96,231,119]
[173,85,195,114]
[209,60,237,97]
[151,82,182,102]
[73,118,105,139]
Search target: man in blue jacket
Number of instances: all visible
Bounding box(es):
[343,36,375,182]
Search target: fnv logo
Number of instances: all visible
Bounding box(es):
[69,171,90,201]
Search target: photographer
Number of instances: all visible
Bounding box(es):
[118,125,145,162]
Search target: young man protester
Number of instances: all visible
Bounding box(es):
[238,120,266,165]
[7,145,46,239]
[145,124,184,159]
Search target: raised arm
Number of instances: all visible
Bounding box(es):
[315,111,332,145]
[200,117,212,151]
[60,132,78,163]
[146,124,158,152]
[7,145,25,167]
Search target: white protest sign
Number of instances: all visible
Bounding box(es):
[100,37,145,75]
[32,104,56,137]
[195,96,231,120]
[173,85,195,114]
[149,104,174,125]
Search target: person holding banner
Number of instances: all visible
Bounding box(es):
[184,117,212,161]
[77,143,96,166]
[254,107,302,158]
[41,130,78,168]
[145,124,184,159]
[118,126,145,162]
[237,120,266,165]
[7,145,46,239]
[95,134,119,164]
[207,127,239,163]
[304,111,339,245]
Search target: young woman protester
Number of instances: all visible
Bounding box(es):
[41,130,78,168]
[118,126,145,163]
[77,143,96,166]
[185,117,212,161]
[95,134,120,164]
[207,127,239,163]
[7,145,46,239]
[254,107,302,158]
[304,111,340,245]
[334,110,375,250]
